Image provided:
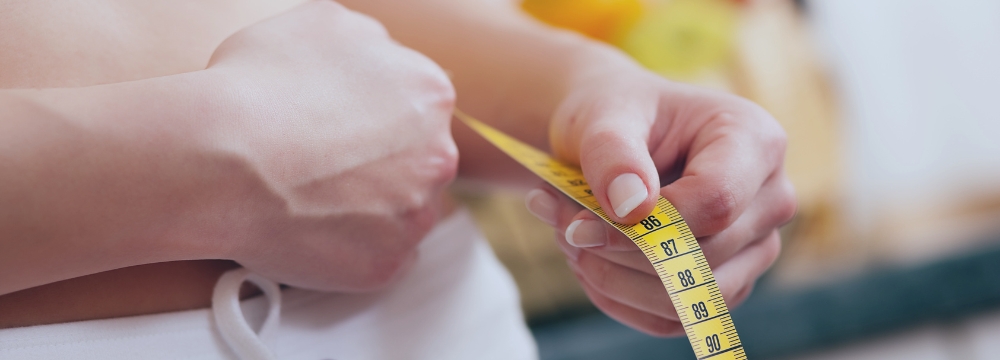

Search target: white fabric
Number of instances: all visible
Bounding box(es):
[0,209,538,360]
[212,268,282,360]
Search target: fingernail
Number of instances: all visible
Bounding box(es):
[525,189,558,226]
[565,219,606,247]
[608,173,648,218]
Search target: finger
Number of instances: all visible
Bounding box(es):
[698,174,796,266]
[549,172,791,274]
[729,282,755,307]
[524,185,561,227]
[561,209,642,250]
[712,230,781,308]
[539,185,639,251]
[553,225,648,269]
[569,235,769,335]
[659,109,787,238]
[553,224,656,275]
[568,249,679,320]
[550,93,660,224]
[566,170,791,275]
[576,245,657,276]
[573,270,686,337]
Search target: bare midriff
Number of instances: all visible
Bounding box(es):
[0,0,300,329]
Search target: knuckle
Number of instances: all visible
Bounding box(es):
[433,80,457,113]
[435,145,460,185]
[698,182,741,235]
[402,58,456,127]
[402,204,438,244]
[357,255,409,290]
[763,125,789,165]
[426,65,457,104]
[776,182,798,225]
[423,84,457,129]
[339,8,390,38]
[354,239,420,291]
[768,125,789,152]
[736,100,787,163]
[422,137,459,187]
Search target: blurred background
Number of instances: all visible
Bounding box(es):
[454,0,1000,359]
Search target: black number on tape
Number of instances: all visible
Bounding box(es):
[640,216,662,230]
[660,239,677,256]
[692,302,710,319]
[706,334,721,353]
[678,269,696,287]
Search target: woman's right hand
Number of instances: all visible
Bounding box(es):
[198,1,458,292]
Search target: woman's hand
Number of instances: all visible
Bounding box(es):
[0,1,456,295]
[201,1,458,292]
[299,0,793,336]
[525,63,796,336]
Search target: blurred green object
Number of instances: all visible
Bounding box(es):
[617,0,738,78]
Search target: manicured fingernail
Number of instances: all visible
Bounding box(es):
[525,189,558,226]
[608,173,648,218]
[565,219,606,247]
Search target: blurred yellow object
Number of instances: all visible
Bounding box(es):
[521,0,643,42]
[619,0,738,78]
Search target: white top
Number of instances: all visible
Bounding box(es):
[0,209,538,360]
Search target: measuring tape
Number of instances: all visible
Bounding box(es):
[456,110,745,359]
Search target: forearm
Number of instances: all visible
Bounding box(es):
[0,74,231,295]
[340,0,638,185]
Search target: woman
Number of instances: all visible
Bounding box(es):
[0,0,795,358]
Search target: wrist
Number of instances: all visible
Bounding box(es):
[0,83,223,294]
[139,70,252,262]
[561,41,650,93]
[43,71,243,263]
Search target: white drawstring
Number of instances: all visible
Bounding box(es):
[212,268,282,360]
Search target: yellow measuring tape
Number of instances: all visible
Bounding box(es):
[456,110,745,359]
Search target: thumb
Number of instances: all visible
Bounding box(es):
[551,100,660,225]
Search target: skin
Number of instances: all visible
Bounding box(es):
[0,1,455,323]
[339,0,797,336]
[0,0,796,336]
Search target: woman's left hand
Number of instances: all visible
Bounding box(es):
[524,62,796,337]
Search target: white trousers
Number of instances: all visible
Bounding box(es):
[0,209,538,360]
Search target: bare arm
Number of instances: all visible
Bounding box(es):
[338,0,633,186]
[0,74,231,295]
[340,0,796,337]
[0,1,461,296]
